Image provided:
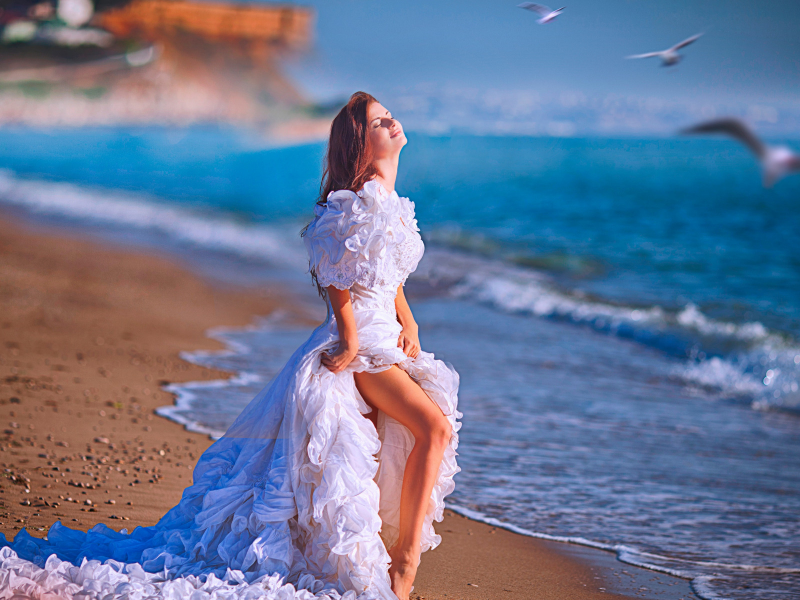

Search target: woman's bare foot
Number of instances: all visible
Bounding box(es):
[388,545,418,600]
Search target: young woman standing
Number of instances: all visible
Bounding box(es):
[0,92,461,600]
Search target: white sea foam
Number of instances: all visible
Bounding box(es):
[158,313,309,438]
[676,303,769,341]
[677,346,800,411]
[157,322,272,438]
[447,504,800,600]
[0,170,307,268]
[158,370,263,439]
[678,356,763,395]
[420,247,774,345]
[415,247,800,409]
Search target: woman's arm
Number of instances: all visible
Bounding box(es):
[395,284,421,359]
[321,286,359,373]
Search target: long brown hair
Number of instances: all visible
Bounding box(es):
[319,91,379,204]
[301,91,379,297]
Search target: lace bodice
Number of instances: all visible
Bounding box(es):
[303,180,424,311]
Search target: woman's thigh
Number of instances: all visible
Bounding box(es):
[354,366,447,439]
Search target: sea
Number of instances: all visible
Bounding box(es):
[0,127,798,600]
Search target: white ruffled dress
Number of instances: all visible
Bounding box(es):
[0,180,462,600]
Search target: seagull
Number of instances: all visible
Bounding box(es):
[681,118,800,188]
[626,33,703,67]
[518,3,565,24]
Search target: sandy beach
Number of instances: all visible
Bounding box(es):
[0,214,696,600]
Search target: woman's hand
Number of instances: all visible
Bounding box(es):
[398,324,421,359]
[324,285,359,374]
[321,341,358,373]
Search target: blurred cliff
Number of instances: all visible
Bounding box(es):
[0,0,332,139]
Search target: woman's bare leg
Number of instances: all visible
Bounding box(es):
[353,366,452,600]
[362,398,379,430]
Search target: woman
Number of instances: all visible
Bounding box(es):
[0,92,461,600]
[304,92,461,599]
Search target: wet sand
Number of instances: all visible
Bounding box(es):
[0,215,696,600]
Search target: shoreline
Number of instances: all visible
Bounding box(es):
[0,214,697,600]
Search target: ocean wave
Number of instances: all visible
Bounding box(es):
[416,246,800,411]
[677,356,764,395]
[0,170,308,269]
[418,247,776,347]
[3,169,797,413]
[679,349,800,413]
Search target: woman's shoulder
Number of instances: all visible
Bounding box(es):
[356,179,388,202]
[360,179,416,226]
[312,180,379,216]
[308,179,417,236]
[311,180,392,218]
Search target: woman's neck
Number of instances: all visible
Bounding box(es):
[373,154,400,194]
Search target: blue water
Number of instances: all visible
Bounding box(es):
[1,127,799,599]
[3,129,799,342]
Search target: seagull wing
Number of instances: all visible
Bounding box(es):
[518,3,551,15]
[671,33,703,51]
[681,118,766,159]
[626,52,662,59]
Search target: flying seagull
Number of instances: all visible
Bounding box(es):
[681,118,800,188]
[518,3,565,24]
[627,33,703,66]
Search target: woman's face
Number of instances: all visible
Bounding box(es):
[367,102,406,159]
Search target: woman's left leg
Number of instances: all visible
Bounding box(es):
[353,365,452,600]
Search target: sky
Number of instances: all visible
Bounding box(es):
[269,0,800,134]
[284,1,799,102]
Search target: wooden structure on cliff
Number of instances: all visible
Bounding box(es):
[97,0,313,52]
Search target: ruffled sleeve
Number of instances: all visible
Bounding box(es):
[303,185,390,290]
[398,194,419,233]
